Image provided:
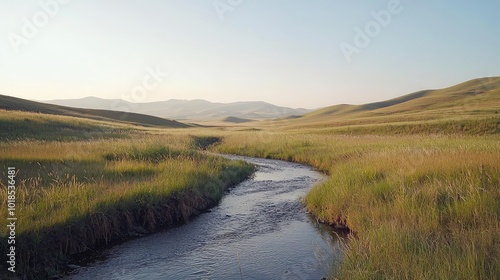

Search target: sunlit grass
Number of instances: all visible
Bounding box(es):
[0,134,254,278]
[2,82,500,279]
[213,132,500,279]
[0,136,253,234]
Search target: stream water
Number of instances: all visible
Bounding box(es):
[67,155,343,280]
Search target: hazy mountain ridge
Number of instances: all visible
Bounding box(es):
[43,98,312,121]
[5,76,499,129]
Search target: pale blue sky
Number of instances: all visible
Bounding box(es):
[1,0,499,108]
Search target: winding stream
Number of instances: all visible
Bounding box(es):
[67,155,343,280]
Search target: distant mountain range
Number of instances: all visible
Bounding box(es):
[3,77,497,131]
[42,98,312,121]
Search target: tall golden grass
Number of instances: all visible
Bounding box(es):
[0,135,254,278]
[214,132,500,279]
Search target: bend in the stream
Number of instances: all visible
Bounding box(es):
[67,155,345,280]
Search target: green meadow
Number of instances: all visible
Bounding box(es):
[0,110,254,278]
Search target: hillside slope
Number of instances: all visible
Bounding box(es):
[0,94,188,128]
[289,77,500,132]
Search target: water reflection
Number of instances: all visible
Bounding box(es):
[67,155,345,280]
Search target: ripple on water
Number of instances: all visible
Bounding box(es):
[67,155,343,280]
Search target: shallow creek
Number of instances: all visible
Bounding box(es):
[67,155,344,280]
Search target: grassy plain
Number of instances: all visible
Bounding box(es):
[1,77,499,279]
[212,131,500,279]
[204,77,500,279]
[0,111,254,278]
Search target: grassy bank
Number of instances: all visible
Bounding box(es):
[213,132,500,279]
[0,135,254,279]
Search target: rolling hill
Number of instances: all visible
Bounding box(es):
[3,76,499,135]
[0,94,188,128]
[283,77,500,133]
[42,98,312,121]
